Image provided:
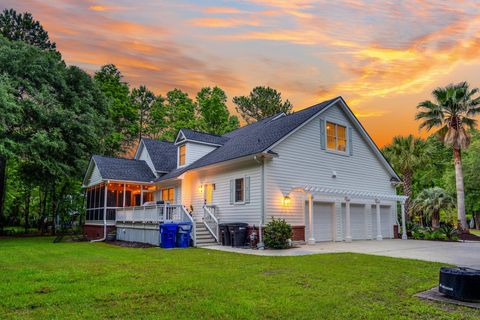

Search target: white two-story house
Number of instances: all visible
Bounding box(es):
[82,97,408,246]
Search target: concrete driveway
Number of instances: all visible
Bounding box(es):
[207,240,480,267]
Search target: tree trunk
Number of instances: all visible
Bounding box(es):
[474,212,480,230]
[0,156,6,234]
[453,148,468,230]
[403,170,413,222]
[431,210,440,229]
[24,188,30,233]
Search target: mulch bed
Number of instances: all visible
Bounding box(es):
[105,240,156,248]
[460,232,480,241]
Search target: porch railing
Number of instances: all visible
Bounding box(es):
[203,205,219,242]
[116,204,196,245]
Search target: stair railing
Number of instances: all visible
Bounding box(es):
[203,205,219,242]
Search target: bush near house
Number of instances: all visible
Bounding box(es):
[263,218,292,249]
[410,224,459,241]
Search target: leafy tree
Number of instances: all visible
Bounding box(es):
[382,135,429,220]
[0,9,56,50]
[233,86,292,123]
[94,64,137,155]
[148,95,167,140]
[0,36,110,232]
[0,74,22,232]
[196,86,239,135]
[162,89,197,141]
[412,187,455,229]
[416,82,480,230]
[130,85,157,142]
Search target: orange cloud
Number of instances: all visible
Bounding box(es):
[89,5,107,12]
[190,17,260,28]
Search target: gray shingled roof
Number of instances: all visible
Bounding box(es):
[142,139,177,172]
[92,155,156,182]
[179,128,230,145]
[158,97,339,181]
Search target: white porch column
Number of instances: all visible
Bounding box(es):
[375,199,382,241]
[140,186,144,205]
[103,182,108,237]
[123,183,126,207]
[401,201,407,240]
[307,193,315,244]
[344,197,352,242]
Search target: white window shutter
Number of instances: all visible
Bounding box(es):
[245,176,250,204]
[320,119,326,150]
[229,180,234,204]
[348,126,353,156]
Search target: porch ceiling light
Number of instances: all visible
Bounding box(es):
[282,196,291,206]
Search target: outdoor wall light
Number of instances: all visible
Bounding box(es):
[198,185,204,193]
[282,196,291,206]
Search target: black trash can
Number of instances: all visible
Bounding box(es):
[439,267,480,301]
[227,223,249,247]
[219,223,231,246]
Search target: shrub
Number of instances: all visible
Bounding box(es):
[439,224,459,241]
[263,218,292,249]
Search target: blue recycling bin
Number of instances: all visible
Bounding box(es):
[176,222,193,248]
[160,223,178,248]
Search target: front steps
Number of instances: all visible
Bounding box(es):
[195,222,218,247]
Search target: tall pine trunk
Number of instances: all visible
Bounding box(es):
[403,170,413,222]
[453,148,468,230]
[0,156,6,234]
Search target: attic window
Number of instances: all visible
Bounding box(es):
[326,122,347,152]
[179,145,186,166]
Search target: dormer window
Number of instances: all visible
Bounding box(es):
[179,145,186,166]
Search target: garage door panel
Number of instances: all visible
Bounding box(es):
[350,204,366,240]
[342,204,367,240]
[305,202,334,242]
[371,205,392,239]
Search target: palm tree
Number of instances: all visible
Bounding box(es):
[416,82,480,230]
[382,135,428,220]
[412,187,454,229]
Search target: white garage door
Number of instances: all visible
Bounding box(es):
[350,204,367,240]
[305,202,334,242]
[371,205,392,239]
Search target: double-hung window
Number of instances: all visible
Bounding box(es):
[162,188,175,203]
[234,178,244,203]
[326,121,347,152]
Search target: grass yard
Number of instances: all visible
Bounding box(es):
[0,238,478,320]
[470,229,480,236]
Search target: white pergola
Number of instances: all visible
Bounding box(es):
[291,185,408,243]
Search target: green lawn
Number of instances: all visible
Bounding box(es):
[0,238,478,319]
[470,229,480,236]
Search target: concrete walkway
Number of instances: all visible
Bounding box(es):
[206,239,480,267]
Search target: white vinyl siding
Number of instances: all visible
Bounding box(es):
[183,161,262,224]
[85,162,103,187]
[178,142,217,168]
[265,102,396,226]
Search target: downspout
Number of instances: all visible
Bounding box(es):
[91,182,108,242]
[254,155,265,249]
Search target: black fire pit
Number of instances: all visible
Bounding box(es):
[439,267,480,302]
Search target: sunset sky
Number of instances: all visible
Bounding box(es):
[2,0,480,146]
